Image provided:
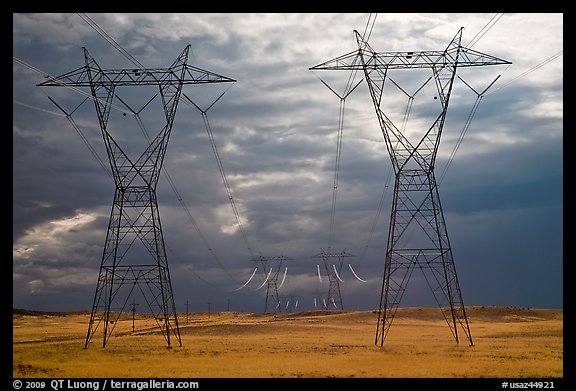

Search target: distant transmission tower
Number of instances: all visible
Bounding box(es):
[254,254,291,313]
[39,45,235,348]
[313,249,355,310]
[311,28,510,346]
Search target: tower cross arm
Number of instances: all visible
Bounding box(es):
[310,31,511,72]
[38,64,236,88]
[362,47,511,70]
[309,49,363,71]
[310,48,510,71]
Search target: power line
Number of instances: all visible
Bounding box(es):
[439,15,561,183]
[77,13,147,71]
[311,55,363,250]
[183,93,255,259]
[13,72,115,183]
[438,74,504,186]
[362,13,378,43]
[13,56,127,114]
[486,50,563,96]
[438,94,484,185]
[13,99,66,117]
[129,107,241,284]
[465,13,504,49]
[166,245,217,286]
[438,48,563,184]
[357,167,393,263]
[201,110,254,258]
[438,54,563,183]
[328,98,345,249]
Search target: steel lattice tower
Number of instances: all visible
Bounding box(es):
[39,46,235,348]
[311,28,510,346]
[251,254,291,313]
[313,249,355,310]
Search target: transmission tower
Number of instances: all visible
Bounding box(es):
[251,254,291,313]
[38,45,235,348]
[311,28,510,346]
[313,249,355,310]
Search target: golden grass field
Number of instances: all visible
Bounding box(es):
[13,306,562,378]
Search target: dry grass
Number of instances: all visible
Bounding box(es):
[12,306,563,378]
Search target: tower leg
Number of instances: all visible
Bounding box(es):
[376,170,472,346]
[84,187,182,348]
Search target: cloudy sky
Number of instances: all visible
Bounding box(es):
[13,13,563,314]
